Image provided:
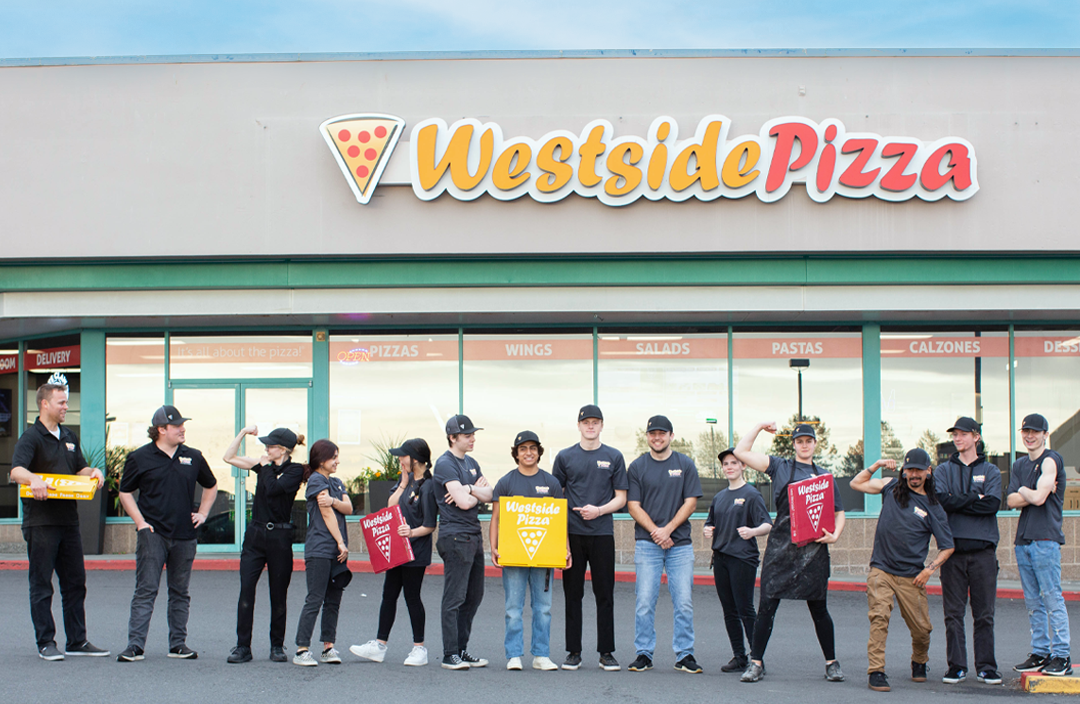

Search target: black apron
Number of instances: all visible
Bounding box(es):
[759,463,831,601]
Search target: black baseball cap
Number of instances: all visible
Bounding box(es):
[259,428,299,450]
[902,448,932,470]
[389,438,432,465]
[792,423,816,440]
[1021,413,1049,432]
[151,405,190,427]
[513,430,541,447]
[578,404,603,422]
[947,416,981,434]
[646,415,673,433]
[718,447,738,463]
[445,414,483,434]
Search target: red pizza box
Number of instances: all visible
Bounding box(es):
[787,473,835,546]
[361,505,414,573]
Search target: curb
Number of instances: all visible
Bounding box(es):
[1021,667,1080,692]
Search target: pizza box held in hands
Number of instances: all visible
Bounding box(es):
[19,473,98,500]
[361,505,414,573]
[787,473,835,546]
[497,496,568,568]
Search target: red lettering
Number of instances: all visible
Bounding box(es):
[839,138,880,188]
[766,122,818,193]
[879,142,918,192]
[815,124,838,193]
[920,143,974,191]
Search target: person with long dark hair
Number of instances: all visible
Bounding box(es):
[852,450,954,692]
[351,438,438,667]
[293,439,352,667]
[223,426,305,664]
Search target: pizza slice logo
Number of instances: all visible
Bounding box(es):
[375,533,393,563]
[320,114,405,204]
[517,527,548,560]
[806,496,824,532]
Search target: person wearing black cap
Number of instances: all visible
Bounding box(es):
[222,425,306,664]
[551,404,627,671]
[351,438,438,667]
[932,416,1002,685]
[116,405,218,662]
[433,414,492,670]
[1007,413,1072,677]
[851,450,954,692]
[734,421,847,684]
[490,431,568,672]
[625,415,703,675]
[9,379,108,661]
[702,448,772,674]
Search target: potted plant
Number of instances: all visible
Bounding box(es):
[361,435,405,514]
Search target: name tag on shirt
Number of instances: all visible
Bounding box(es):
[179,457,192,465]
[65,443,75,452]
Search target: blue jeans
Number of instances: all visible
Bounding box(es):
[503,566,552,658]
[634,541,694,659]
[1016,541,1071,659]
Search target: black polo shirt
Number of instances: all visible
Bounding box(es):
[250,460,304,525]
[119,442,217,541]
[12,418,89,527]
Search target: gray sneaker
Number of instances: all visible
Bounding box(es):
[741,661,766,683]
[293,649,318,667]
[38,643,64,661]
[826,660,845,682]
[320,647,342,664]
[66,641,109,657]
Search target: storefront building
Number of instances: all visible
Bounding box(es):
[0,49,1077,577]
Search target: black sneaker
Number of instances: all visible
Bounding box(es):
[598,653,620,671]
[977,669,1002,684]
[722,656,749,673]
[869,671,891,692]
[227,646,253,664]
[562,652,582,670]
[1042,656,1072,677]
[628,654,653,672]
[168,645,198,659]
[442,653,469,670]
[675,655,703,674]
[911,661,928,682]
[825,660,845,682]
[741,661,766,682]
[459,650,487,668]
[66,641,109,657]
[270,646,288,662]
[1014,653,1049,672]
[942,666,966,684]
[117,645,144,662]
[38,643,64,661]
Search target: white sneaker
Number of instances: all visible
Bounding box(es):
[350,640,387,663]
[507,657,523,670]
[320,647,342,664]
[404,645,428,667]
[293,650,318,667]
[532,656,558,671]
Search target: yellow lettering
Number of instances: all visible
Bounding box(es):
[722,140,762,188]
[492,142,532,190]
[577,125,607,187]
[536,137,574,193]
[604,142,643,196]
[415,123,493,191]
[669,120,722,192]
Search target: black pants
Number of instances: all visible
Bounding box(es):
[751,595,835,662]
[23,525,87,648]
[294,557,345,648]
[940,546,998,672]
[436,533,485,656]
[712,552,757,660]
[563,533,616,654]
[236,524,295,648]
[377,565,427,643]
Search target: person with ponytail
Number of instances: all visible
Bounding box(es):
[223,426,306,664]
[293,439,352,667]
[351,438,437,667]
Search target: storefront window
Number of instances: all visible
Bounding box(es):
[733,331,864,511]
[106,336,165,516]
[169,335,312,379]
[0,346,19,518]
[598,333,727,511]
[1015,330,1080,485]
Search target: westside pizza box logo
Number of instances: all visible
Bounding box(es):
[18,473,98,501]
[360,505,414,573]
[787,473,835,546]
[498,496,568,568]
[320,114,406,204]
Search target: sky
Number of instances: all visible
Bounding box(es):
[0,0,1077,59]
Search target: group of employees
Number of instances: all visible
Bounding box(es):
[10,381,1073,688]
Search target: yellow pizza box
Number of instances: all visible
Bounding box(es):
[19,473,98,500]
[497,496,568,568]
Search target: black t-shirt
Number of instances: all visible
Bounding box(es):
[870,483,953,578]
[119,442,217,540]
[305,472,348,559]
[552,442,628,536]
[432,450,483,536]
[398,476,438,567]
[1009,449,1066,545]
[250,460,304,525]
[626,452,703,547]
[705,483,772,565]
[13,418,89,528]
[493,467,564,501]
[766,456,844,515]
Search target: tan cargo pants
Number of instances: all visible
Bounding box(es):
[866,566,933,673]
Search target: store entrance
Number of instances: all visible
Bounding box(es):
[171,381,310,552]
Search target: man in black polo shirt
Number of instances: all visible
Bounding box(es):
[116,405,218,662]
[552,404,627,672]
[10,381,108,661]
[433,414,492,670]
[852,450,954,692]
[932,416,1002,685]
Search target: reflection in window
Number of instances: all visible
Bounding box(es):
[1015,330,1080,488]
[0,346,19,518]
[106,336,165,517]
[169,335,312,379]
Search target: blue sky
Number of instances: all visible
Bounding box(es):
[0,0,1076,58]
